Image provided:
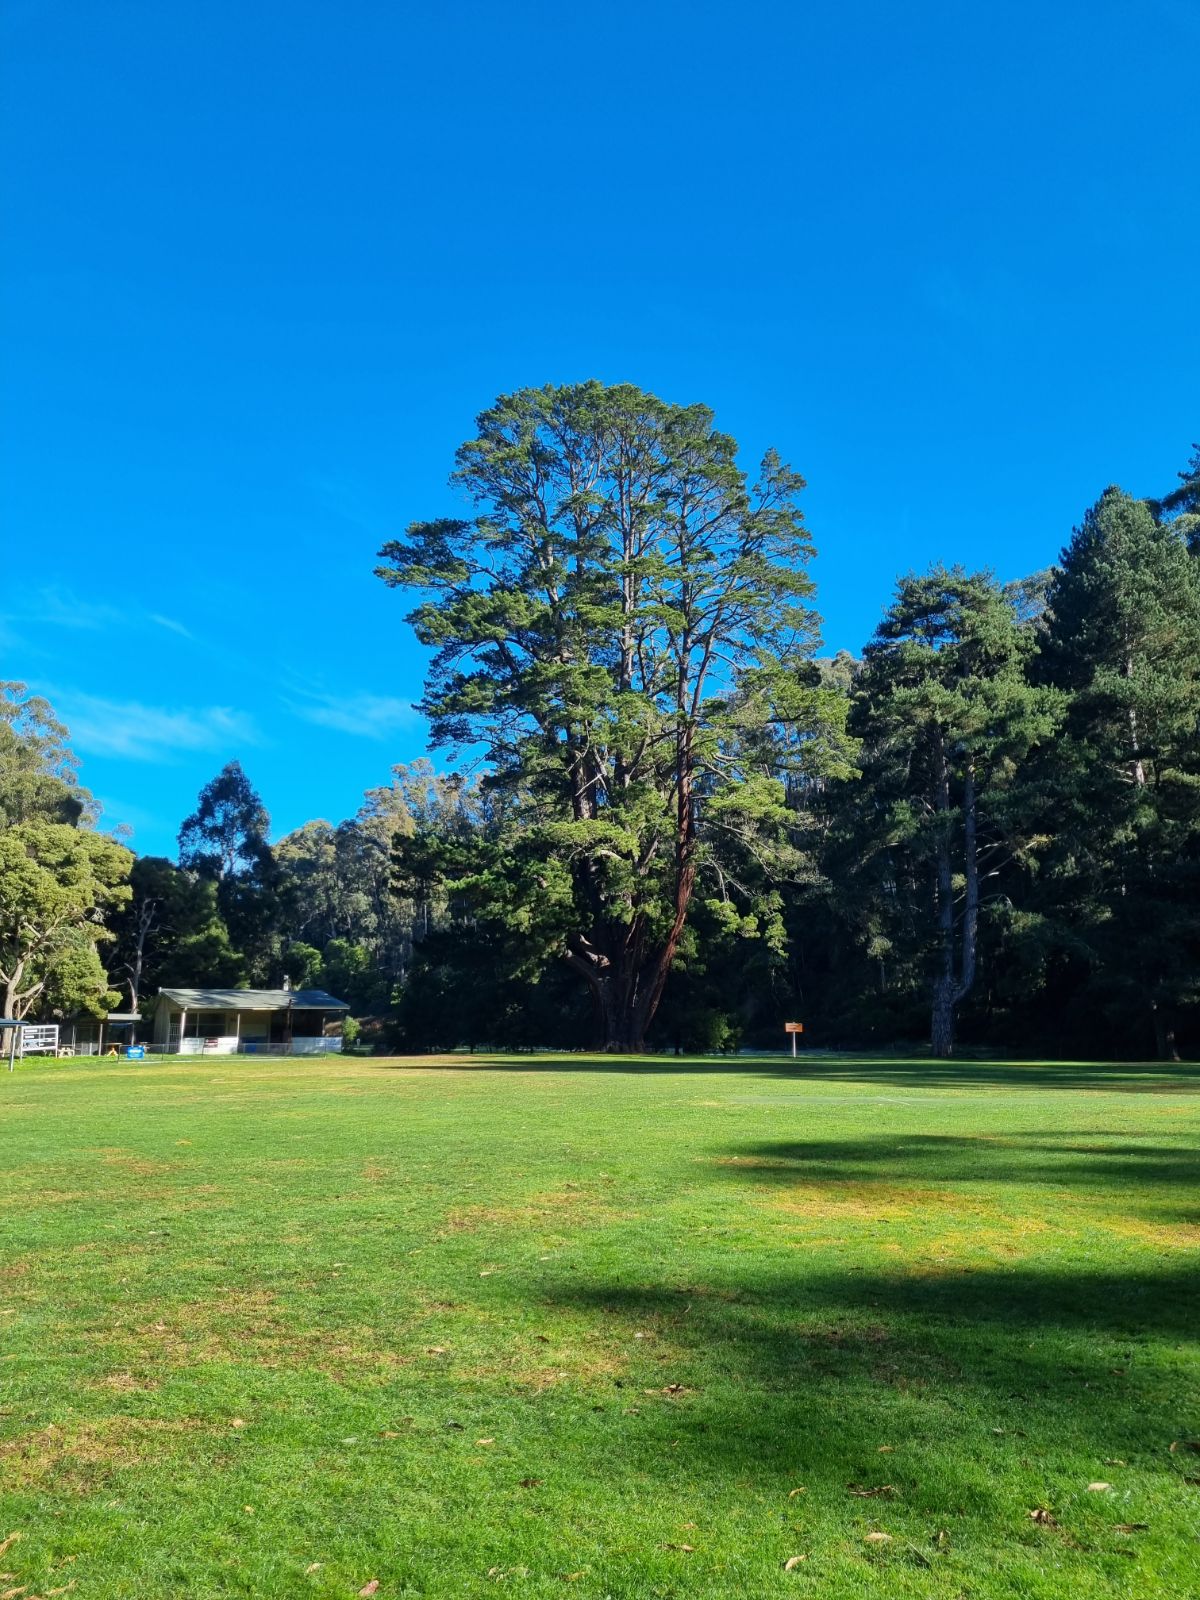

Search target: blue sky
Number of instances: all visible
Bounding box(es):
[2,0,1197,856]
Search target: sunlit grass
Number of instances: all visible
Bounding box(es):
[1,1052,1197,1597]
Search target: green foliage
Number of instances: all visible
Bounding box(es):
[816,569,1061,1055]
[1026,488,1200,1056]
[1148,442,1200,553]
[0,680,95,828]
[107,855,244,1010]
[281,940,324,988]
[378,381,855,1049]
[178,761,281,982]
[0,820,132,1018]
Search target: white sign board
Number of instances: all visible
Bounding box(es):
[20,1024,60,1056]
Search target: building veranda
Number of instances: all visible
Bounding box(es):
[150,986,350,1056]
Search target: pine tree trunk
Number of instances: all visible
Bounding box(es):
[931,979,956,1058]
[930,730,958,1058]
[1151,1001,1181,1062]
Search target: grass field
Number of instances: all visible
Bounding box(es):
[1,1052,1197,1598]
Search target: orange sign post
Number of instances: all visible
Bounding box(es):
[784,1021,804,1058]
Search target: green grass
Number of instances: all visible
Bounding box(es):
[1,1053,1198,1599]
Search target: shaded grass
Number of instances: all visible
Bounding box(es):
[0,1052,1197,1597]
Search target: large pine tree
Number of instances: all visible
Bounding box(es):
[377,381,854,1051]
[833,568,1059,1057]
[1031,488,1200,1058]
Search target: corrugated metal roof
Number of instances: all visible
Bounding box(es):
[157,988,350,1011]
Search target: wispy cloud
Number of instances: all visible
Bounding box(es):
[3,586,197,643]
[52,691,262,762]
[24,587,122,631]
[149,613,193,639]
[285,689,418,739]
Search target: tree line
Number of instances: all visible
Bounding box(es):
[2,383,1197,1058]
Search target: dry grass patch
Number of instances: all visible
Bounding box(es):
[94,1149,175,1177]
[1100,1214,1200,1249]
[439,1189,634,1239]
[764,1179,1017,1225]
[0,1417,208,1493]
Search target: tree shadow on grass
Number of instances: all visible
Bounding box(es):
[709,1132,1200,1201]
[524,1260,1200,1519]
[375,1053,1200,1092]
[518,1126,1199,1510]
[773,1056,1200,1093]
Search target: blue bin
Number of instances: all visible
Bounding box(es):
[125,1045,146,1060]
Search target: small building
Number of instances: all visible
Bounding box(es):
[150,987,350,1056]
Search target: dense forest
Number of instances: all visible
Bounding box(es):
[3,385,1198,1059]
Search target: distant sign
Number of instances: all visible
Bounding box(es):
[784,1022,804,1034]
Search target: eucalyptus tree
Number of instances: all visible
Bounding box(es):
[0,822,132,1019]
[0,681,94,828]
[840,568,1060,1057]
[377,381,853,1051]
[178,761,281,981]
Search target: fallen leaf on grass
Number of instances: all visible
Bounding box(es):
[864,1531,892,1545]
[359,1583,379,1597]
[877,1445,894,1453]
[1029,1508,1059,1527]
[46,1585,76,1597]
[560,1574,584,1583]
[1103,1459,1126,1466]
[1170,1440,1200,1454]
[519,1477,542,1488]
[305,1564,322,1574]
[0,1543,17,1564]
[425,1346,448,1356]
[783,1555,807,1570]
[476,1438,495,1446]
[1087,1482,1113,1492]
[848,1484,896,1498]
[660,1542,695,1552]
[1115,1524,1149,1534]
[230,1418,245,1429]
[0,1587,24,1599]
[787,1487,807,1498]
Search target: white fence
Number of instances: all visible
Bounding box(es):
[174,1036,341,1056]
